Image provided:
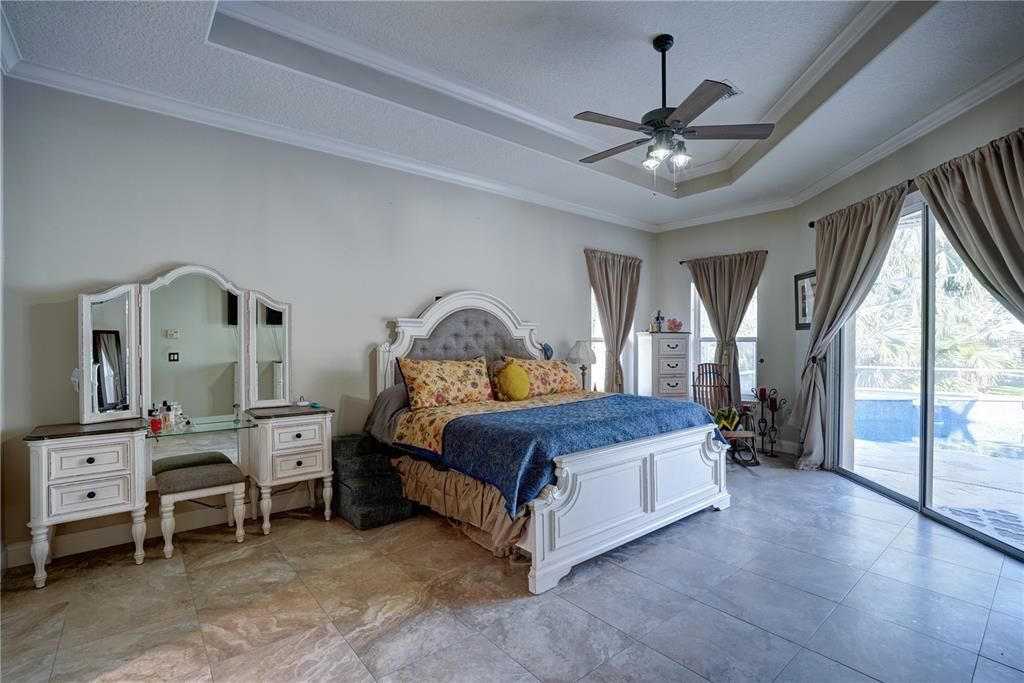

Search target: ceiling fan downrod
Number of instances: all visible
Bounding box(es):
[653,34,674,109]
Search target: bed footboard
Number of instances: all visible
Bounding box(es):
[520,425,728,594]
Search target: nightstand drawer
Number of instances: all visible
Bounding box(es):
[658,338,687,356]
[271,421,325,452]
[273,449,325,480]
[49,475,131,517]
[49,441,131,481]
[658,378,687,395]
[658,358,687,375]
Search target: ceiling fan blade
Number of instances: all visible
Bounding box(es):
[579,137,652,164]
[574,111,649,132]
[666,80,735,126]
[682,123,775,140]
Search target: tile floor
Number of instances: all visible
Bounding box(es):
[2,457,1022,683]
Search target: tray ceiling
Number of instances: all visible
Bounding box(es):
[3,1,1024,231]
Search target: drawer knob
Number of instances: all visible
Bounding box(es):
[667,382,678,388]
[667,363,678,368]
[86,491,96,499]
[85,456,96,464]
[295,433,303,439]
[296,460,303,467]
[667,344,678,349]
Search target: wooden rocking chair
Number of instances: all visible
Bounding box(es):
[691,363,760,466]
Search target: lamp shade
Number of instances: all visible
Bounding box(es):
[566,340,597,365]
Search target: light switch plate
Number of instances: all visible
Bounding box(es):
[168,352,180,362]
[165,329,180,340]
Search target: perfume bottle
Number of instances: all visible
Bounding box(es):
[148,408,162,433]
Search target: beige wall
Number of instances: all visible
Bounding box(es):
[655,79,1024,443]
[2,80,656,546]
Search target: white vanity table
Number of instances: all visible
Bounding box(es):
[24,264,326,588]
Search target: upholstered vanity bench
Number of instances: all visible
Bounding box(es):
[155,452,246,558]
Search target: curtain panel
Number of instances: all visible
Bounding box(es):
[585,249,642,393]
[915,128,1024,324]
[686,250,766,404]
[793,182,909,470]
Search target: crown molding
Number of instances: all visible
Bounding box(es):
[789,54,1024,206]
[5,58,656,231]
[653,197,796,232]
[216,2,615,156]
[1,8,21,74]
[716,1,897,172]
[656,54,1024,233]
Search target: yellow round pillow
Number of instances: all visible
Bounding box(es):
[497,359,530,401]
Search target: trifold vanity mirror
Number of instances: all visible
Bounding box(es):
[77,265,292,424]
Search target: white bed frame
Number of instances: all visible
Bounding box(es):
[376,291,729,594]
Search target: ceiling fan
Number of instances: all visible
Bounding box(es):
[574,34,775,171]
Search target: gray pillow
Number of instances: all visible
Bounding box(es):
[364,383,410,445]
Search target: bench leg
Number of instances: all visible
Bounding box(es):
[160,498,175,559]
[233,485,245,543]
[226,492,235,527]
[322,475,333,521]
[260,486,273,535]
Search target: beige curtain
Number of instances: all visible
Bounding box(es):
[915,128,1024,324]
[792,182,909,470]
[687,251,766,404]
[585,249,642,392]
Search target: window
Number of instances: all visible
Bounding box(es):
[589,290,606,391]
[692,286,758,395]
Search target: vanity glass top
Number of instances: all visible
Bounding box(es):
[147,414,254,439]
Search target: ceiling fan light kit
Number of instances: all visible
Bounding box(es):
[574,33,776,173]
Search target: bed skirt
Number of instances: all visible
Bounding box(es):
[389,455,528,556]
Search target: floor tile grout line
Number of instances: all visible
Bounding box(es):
[447,610,542,683]
[179,540,219,683]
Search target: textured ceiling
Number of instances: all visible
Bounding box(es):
[4,1,1024,231]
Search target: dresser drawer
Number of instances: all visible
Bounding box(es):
[49,441,131,481]
[658,358,687,375]
[271,421,325,452]
[658,377,687,396]
[658,338,688,356]
[272,449,325,480]
[49,475,131,517]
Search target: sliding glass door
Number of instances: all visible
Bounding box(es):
[930,219,1024,551]
[838,204,925,503]
[836,195,1024,556]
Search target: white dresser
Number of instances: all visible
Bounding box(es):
[245,406,335,534]
[636,332,692,399]
[25,420,149,588]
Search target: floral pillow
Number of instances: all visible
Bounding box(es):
[514,358,580,397]
[397,357,494,410]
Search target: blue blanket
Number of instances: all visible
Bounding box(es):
[405,394,723,516]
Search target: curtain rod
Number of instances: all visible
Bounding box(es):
[679,249,767,265]
[807,179,918,228]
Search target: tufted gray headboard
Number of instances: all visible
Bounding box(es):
[376,291,544,395]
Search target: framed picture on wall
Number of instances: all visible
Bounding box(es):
[794,270,816,330]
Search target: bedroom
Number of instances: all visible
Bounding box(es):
[1,1,1023,682]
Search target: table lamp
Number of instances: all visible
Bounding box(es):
[566,340,597,390]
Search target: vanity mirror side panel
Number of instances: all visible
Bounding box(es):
[78,285,141,424]
[247,292,291,409]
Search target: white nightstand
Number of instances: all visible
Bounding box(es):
[24,419,149,588]
[244,406,335,534]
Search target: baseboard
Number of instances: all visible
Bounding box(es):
[5,488,312,568]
